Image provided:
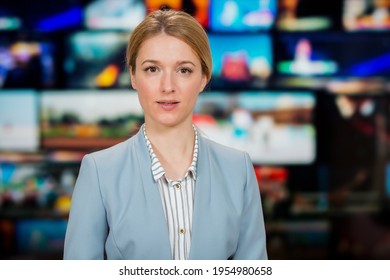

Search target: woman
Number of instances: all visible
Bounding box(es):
[64,9,267,260]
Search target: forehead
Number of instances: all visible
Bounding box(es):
[137,34,200,63]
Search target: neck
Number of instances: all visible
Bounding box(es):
[144,122,196,180]
[145,122,195,158]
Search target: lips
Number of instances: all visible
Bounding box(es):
[156,100,180,111]
[157,101,179,105]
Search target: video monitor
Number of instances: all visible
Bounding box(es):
[40,90,144,150]
[276,0,342,31]
[209,0,276,32]
[0,4,22,30]
[84,0,146,30]
[0,35,56,89]
[0,162,45,208]
[145,0,182,11]
[208,34,272,88]
[0,91,39,152]
[0,160,78,211]
[193,91,316,165]
[343,0,390,31]
[0,0,83,32]
[16,219,67,254]
[145,0,210,28]
[276,33,390,78]
[64,31,130,89]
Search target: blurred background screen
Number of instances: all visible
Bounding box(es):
[64,31,130,89]
[208,33,272,88]
[40,90,144,150]
[343,0,390,31]
[209,0,277,32]
[0,91,39,152]
[194,91,316,164]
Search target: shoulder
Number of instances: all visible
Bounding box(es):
[90,137,133,160]
[77,133,144,190]
[200,133,248,161]
[85,133,140,168]
[199,133,252,175]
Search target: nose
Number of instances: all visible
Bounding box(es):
[160,71,175,93]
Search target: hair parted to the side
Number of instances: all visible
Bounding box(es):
[126,9,212,82]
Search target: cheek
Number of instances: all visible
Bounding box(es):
[187,89,200,105]
[137,88,159,113]
[136,93,150,113]
[178,78,204,93]
[134,77,155,98]
[136,89,151,106]
[193,81,205,95]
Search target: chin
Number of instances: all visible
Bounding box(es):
[147,113,193,128]
[157,117,191,128]
[155,118,180,127]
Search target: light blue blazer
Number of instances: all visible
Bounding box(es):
[63,127,267,260]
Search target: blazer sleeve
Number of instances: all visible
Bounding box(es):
[233,152,268,260]
[63,154,108,260]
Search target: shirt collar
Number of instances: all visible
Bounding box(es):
[142,124,198,182]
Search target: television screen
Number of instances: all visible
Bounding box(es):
[276,0,342,31]
[16,219,67,254]
[276,33,390,78]
[0,0,83,32]
[0,162,46,208]
[64,31,130,89]
[40,90,144,150]
[0,4,22,30]
[145,0,182,11]
[208,34,272,88]
[0,161,77,210]
[145,0,210,28]
[84,0,146,30]
[209,0,276,32]
[0,35,56,89]
[193,91,316,164]
[343,0,390,31]
[0,91,39,152]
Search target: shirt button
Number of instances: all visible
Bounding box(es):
[179,228,185,234]
[175,183,182,189]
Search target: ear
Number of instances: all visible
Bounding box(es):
[200,74,208,93]
[130,68,137,90]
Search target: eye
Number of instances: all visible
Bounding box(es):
[144,66,158,73]
[178,67,193,74]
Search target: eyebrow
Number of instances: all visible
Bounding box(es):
[141,60,197,67]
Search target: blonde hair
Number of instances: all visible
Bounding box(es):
[126,9,212,82]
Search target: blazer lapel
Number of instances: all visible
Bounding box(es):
[189,133,212,259]
[133,129,172,259]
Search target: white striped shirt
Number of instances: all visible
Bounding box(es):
[143,125,198,260]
